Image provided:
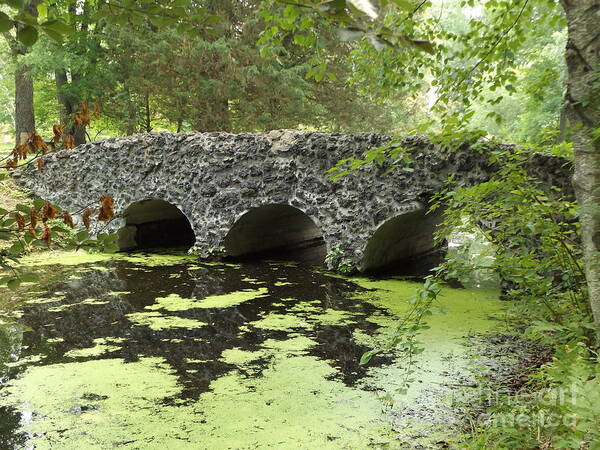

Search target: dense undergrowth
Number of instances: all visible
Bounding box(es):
[433,146,599,448]
[465,337,599,448]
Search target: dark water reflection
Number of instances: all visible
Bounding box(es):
[0,253,400,445]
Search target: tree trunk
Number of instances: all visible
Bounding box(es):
[557,102,568,143]
[196,98,231,132]
[55,69,71,127]
[561,0,600,324]
[14,62,35,146]
[144,92,152,132]
[124,86,137,135]
[6,0,40,146]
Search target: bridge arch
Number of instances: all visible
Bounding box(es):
[222,204,326,262]
[359,208,443,273]
[116,198,196,251]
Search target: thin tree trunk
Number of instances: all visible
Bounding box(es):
[200,98,231,132]
[144,92,152,132]
[124,86,137,135]
[14,62,35,146]
[561,0,600,324]
[55,69,71,128]
[215,98,231,132]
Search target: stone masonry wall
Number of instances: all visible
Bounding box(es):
[13,130,572,271]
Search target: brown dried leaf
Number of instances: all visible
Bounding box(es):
[52,124,63,144]
[30,133,49,153]
[37,158,45,171]
[63,211,74,228]
[93,102,100,120]
[64,135,75,150]
[30,208,38,229]
[41,224,51,245]
[82,208,92,229]
[42,201,57,222]
[15,213,25,232]
[73,102,91,127]
[6,158,17,170]
[98,195,115,222]
[16,143,29,160]
[29,225,37,238]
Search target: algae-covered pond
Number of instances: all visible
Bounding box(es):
[0,251,505,449]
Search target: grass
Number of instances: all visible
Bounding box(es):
[0,130,13,158]
[0,132,33,211]
[0,176,29,211]
[0,141,12,154]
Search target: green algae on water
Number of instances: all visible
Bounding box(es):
[126,311,207,331]
[0,251,510,449]
[19,251,115,267]
[145,288,268,312]
[251,312,311,331]
[195,288,268,309]
[0,344,401,449]
[64,338,121,358]
[347,276,506,442]
[79,298,110,306]
[18,250,197,269]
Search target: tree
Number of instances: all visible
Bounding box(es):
[2,0,40,146]
[15,0,404,137]
[560,0,600,324]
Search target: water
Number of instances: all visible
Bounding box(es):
[0,251,505,449]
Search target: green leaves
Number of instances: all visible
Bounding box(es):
[16,24,38,46]
[359,349,380,365]
[0,272,38,290]
[269,0,434,56]
[6,278,21,290]
[2,0,23,9]
[41,19,74,35]
[0,4,74,46]
[75,230,89,242]
[40,19,73,43]
[0,11,12,32]
[411,39,434,55]
[15,204,31,214]
[20,273,39,283]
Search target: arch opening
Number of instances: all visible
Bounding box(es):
[117,199,195,251]
[223,204,325,263]
[360,209,443,274]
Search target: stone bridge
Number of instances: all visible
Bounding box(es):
[14,130,571,272]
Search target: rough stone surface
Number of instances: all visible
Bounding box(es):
[13,130,572,271]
